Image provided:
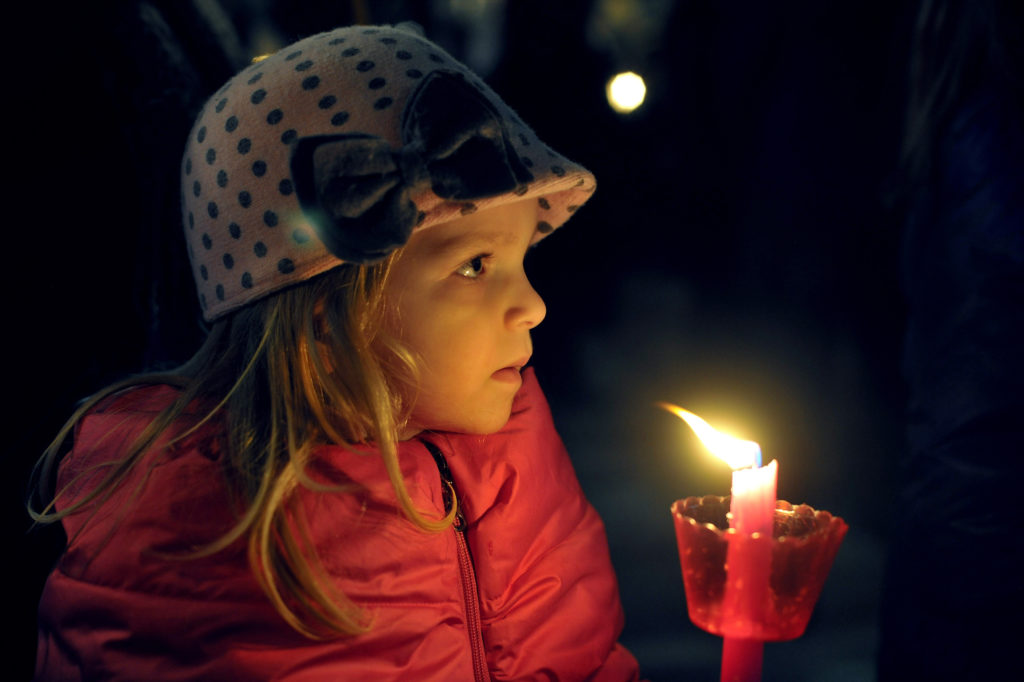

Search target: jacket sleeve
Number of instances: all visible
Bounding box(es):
[443,369,641,681]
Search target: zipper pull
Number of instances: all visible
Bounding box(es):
[423,440,467,531]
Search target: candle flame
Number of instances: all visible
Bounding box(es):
[659,403,762,469]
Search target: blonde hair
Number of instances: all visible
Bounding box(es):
[28,258,455,639]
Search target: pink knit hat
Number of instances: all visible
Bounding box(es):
[181,23,596,321]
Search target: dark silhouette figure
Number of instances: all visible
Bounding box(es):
[879,1,1024,678]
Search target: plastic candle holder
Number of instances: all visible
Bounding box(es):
[671,495,848,641]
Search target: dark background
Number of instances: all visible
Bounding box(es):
[9,1,1020,680]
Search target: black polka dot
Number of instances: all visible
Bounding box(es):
[252,160,267,177]
[225,116,238,132]
[368,77,386,90]
[229,222,241,238]
[264,211,278,227]
[285,50,302,61]
[357,60,375,72]
[374,97,393,110]
[192,180,201,197]
[396,50,412,60]
[200,265,208,280]
[216,284,225,300]
[296,60,314,72]
[247,72,263,85]
[460,203,477,215]
[197,126,206,143]
[185,158,192,175]
[217,170,228,188]
[406,69,423,78]
[538,197,550,210]
[266,109,283,125]
[292,228,310,244]
[241,272,253,288]
[318,95,336,109]
[519,133,530,146]
[251,89,267,104]
[537,221,553,234]
[238,191,252,208]
[522,157,534,167]
[551,165,566,177]
[380,37,397,45]
[416,211,427,225]
[429,53,443,63]
[206,148,216,165]
[301,75,320,90]
[278,258,295,274]
[202,233,212,249]
[223,253,234,269]
[215,98,228,113]
[237,138,252,154]
[567,205,580,213]
[254,241,268,257]
[329,38,346,46]
[330,111,350,126]
[278,179,293,195]
[513,185,529,196]
[207,202,219,218]
[281,129,297,144]
[341,47,360,57]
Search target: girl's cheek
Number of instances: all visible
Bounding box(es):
[436,279,488,305]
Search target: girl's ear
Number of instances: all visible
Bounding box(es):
[312,299,328,341]
[311,299,338,377]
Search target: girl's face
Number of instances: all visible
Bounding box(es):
[384,199,546,437]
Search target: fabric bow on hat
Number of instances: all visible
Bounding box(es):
[291,71,535,263]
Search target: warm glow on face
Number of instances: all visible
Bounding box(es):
[660,403,762,469]
[606,71,646,113]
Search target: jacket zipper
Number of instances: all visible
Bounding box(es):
[454,524,488,681]
[424,441,488,682]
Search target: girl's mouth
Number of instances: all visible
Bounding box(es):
[492,357,529,383]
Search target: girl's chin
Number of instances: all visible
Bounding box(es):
[403,403,514,438]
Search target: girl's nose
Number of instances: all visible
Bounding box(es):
[507,275,547,330]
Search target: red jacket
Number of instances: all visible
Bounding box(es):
[37,369,640,681]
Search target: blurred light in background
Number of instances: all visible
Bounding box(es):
[606,71,646,113]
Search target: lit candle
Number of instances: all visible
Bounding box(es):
[661,404,778,682]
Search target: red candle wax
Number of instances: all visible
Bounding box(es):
[720,459,778,681]
[729,460,778,535]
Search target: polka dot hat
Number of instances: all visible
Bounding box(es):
[182,23,596,321]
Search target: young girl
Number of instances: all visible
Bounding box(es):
[31,23,641,681]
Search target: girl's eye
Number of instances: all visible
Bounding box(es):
[455,255,486,279]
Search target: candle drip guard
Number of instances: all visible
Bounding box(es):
[671,495,847,641]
